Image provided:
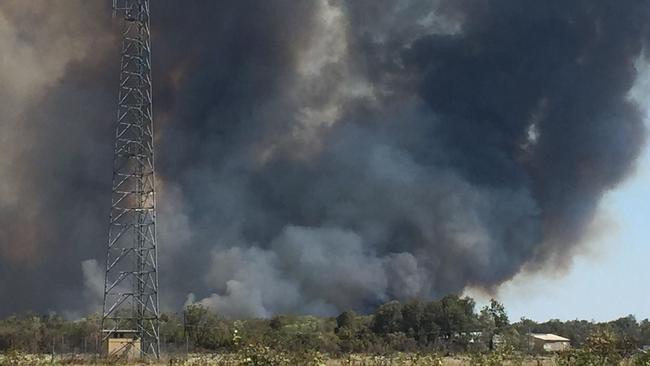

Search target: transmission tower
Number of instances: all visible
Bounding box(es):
[102,0,160,359]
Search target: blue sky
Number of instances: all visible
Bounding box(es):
[470,61,650,323]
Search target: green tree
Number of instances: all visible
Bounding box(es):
[438,295,477,338]
[335,311,357,332]
[640,319,650,345]
[371,301,403,334]
[401,300,424,340]
[609,314,640,353]
[421,301,442,344]
[160,312,185,350]
[486,299,509,331]
[478,299,509,350]
[183,304,231,350]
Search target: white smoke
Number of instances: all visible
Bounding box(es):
[81,259,104,312]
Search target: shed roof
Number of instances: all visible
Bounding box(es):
[530,333,570,342]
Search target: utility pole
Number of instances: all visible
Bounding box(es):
[102,0,160,359]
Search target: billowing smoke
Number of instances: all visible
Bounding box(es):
[0,0,647,318]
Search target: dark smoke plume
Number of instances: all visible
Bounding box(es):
[0,0,647,318]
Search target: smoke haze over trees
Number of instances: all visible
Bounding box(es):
[0,0,648,317]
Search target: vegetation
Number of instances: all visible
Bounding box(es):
[0,295,649,365]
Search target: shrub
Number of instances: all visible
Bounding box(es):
[634,351,650,366]
[554,330,622,366]
[239,344,290,366]
[468,344,524,366]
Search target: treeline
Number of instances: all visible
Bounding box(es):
[0,313,101,354]
[1,295,649,356]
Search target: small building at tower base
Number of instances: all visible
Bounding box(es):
[105,330,141,359]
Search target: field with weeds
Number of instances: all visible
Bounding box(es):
[0,352,551,366]
[3,349,649,366]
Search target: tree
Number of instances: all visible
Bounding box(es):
[160,312,185,350]
[478,299,509,350]
[335,312,375,353]
[438,295,477,337]
[269,316,286,331]
[401,301,424,340]
[371,301,403,335]
[421,301,442,344]
[487,299,509,331]
[640,319,650,345]
[335,311,357,332]
[183,304,231,350]
[609,315,640,355]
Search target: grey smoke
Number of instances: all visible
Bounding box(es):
[0,0,648,318]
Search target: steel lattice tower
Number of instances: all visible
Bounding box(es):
[102,0,160,359]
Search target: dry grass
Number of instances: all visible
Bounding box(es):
[323,356,554,366]
[0,353,557,366]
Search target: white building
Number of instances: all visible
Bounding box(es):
[529,333,571,352]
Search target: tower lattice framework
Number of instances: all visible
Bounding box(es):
[102,0,160,358]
